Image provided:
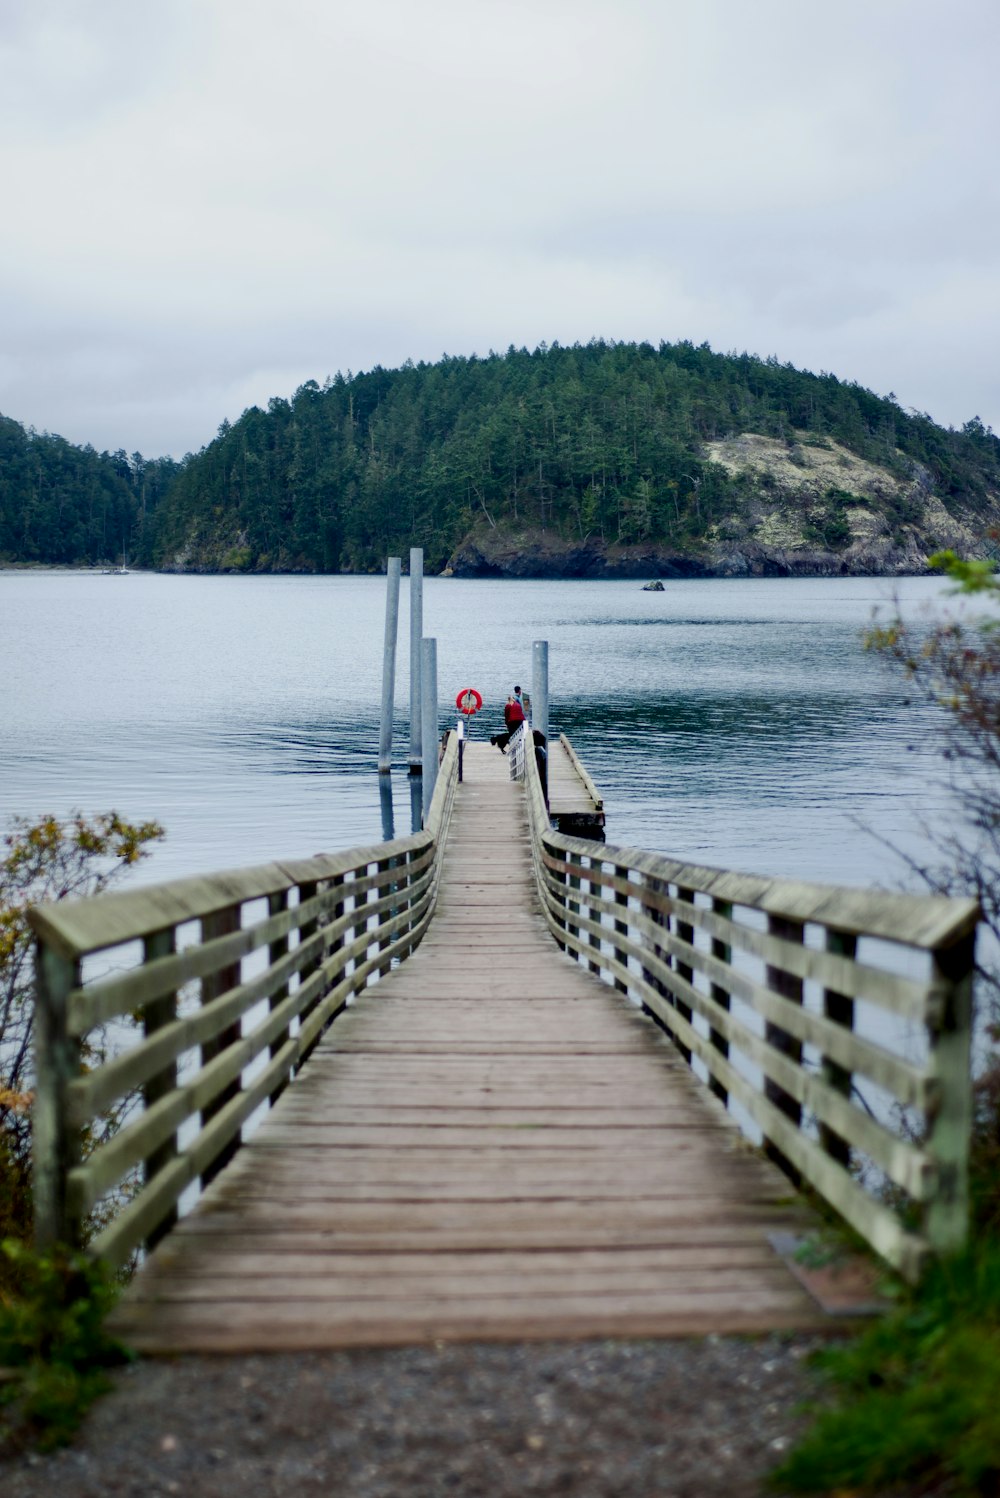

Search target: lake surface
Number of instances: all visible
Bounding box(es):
[0,570,955,893]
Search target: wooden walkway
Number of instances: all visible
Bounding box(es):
[111,744,824,1351]
[546,732,604,833]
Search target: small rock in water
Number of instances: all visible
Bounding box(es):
[641,579,665,591]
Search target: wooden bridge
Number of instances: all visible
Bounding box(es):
[31,727,977,1351]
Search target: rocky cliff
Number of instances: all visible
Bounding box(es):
[446,433,999,580]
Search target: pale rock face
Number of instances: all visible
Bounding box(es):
[699,430,1000,574]
[754,510,810,550]
[704,433,908,505]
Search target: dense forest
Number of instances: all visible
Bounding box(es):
[3,341,1000,575]
[0,415,179,567]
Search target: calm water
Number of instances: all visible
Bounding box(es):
[0,570,954,892]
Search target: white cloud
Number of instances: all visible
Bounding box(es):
[1,0,999,454]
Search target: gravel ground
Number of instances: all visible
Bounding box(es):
[0,1335,840,1498]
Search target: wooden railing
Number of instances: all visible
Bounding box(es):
[508,721,529,780]
[30,734,460,1270]
[522,742,978,1281]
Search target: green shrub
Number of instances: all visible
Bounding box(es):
[0,810,164,1276]
[0,1240,129,1451]
[772,1242,1000,1495]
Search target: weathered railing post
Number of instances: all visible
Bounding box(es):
[566,851,581,952]
[674,886,695,1065]
[613,863,629,993]
[763,915,805,1181]
[268,891,291,1107]
[553,871,568,950]
[199,903,242,1188]
[33,942,81,1249]
[708,898,733,1108]
[377,856,395,976]
[924,930,975,1256]
[821,930,857,1168]
[640,874,669,1018]
[143,927,179,1248]
[399,851,417,941]
[296,878,321,1062]
[586,855,602,974]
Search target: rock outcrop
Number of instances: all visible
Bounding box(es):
[445,432,1000,580]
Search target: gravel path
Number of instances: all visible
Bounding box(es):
[0,1335,834,1497]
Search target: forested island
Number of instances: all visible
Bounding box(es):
[3,340,999,578]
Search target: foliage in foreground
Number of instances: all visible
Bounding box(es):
[776,1048,1000,1493]
[0,1240,128,1452]
[772,1242,1000,1496]
[0,812,163,1282]
[865,548,1000,1029]
[773,551,1000,1496]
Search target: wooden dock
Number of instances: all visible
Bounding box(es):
[110,743,824,1352]
[546,731,605,836]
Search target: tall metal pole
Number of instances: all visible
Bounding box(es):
[378,556,401,773]
[420,637,438,822]
[378,772,395,842]
[409,547,424,773]
[532,639,549,740]
[409,775,424,836]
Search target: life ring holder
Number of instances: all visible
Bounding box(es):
[455,688,483,716]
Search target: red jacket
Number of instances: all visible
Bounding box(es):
[504,700,525,730]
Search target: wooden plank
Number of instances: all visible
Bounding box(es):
[110,1291,827,1353]
[167,1203,811,1244]
[133,1244,786,1280]
[125,1264,804,1305]
[166,1214,812,1247]
[263,1107,719,1128]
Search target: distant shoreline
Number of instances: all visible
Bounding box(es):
[0,563,148,574]
[0,560,937,581]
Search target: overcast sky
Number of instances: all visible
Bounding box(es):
[2,0,998,458]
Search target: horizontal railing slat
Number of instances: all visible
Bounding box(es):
[552,833,979,951]
[31,834,431,962]
[540,848,939,1021]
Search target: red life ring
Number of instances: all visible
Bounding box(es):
[455,687,483,715]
